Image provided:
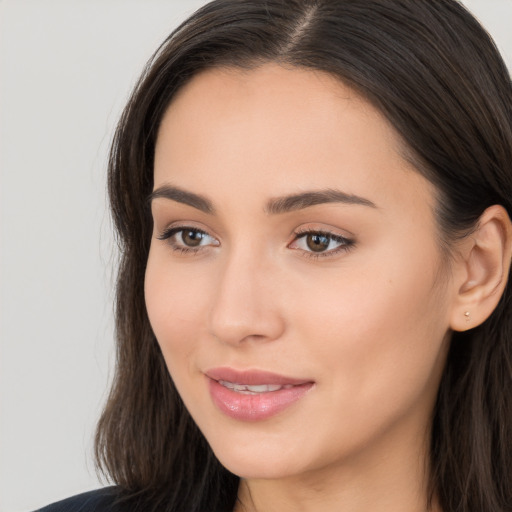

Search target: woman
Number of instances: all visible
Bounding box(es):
[38,0,512,511]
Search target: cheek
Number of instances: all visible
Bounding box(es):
[144,249,210,369]
[294,243,450,408]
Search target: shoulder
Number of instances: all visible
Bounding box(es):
[34,487,126,512]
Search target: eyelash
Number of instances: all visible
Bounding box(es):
[292,229,355,259]
[157,226,355,259]
[157,226,217,255]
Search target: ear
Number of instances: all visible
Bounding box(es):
[450,205,512,332]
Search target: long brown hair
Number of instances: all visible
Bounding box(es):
[95,1,512,511]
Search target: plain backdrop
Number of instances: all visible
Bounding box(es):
[0,1,511,511]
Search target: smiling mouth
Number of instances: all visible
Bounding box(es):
[206,368,314,421]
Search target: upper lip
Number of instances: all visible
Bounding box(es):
[205,367,313,386]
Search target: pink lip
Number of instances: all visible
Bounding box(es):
[205,367,314,421]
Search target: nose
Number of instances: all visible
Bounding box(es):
[208,247,285,346]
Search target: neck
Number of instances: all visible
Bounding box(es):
[234,422,441,512]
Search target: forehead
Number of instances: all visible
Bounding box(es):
[158,64,396,152]
[154,64,435,218]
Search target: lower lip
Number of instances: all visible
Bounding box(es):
[208,378,314,421]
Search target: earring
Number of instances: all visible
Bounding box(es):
[464,311,470,322]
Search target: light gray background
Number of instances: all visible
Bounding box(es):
[1,1,511,511]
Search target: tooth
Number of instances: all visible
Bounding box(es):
[246,384,282,392]
[218,380,236,390]
[218,381,284,393]
[245,384,267,392]
[219,380,245,391]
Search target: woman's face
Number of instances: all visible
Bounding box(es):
[145,64,455,481]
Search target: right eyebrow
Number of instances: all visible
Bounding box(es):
[265,188,377,214]
[148,185,214,214]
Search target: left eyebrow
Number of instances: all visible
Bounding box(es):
[148,185,214,214]
[265,189,377,214]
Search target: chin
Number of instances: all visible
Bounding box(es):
[216,453,298,480]
[205,431,313,480]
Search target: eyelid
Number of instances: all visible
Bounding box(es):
[155,219,218,240]
[157,224,220,253]
[289,226,356,259]
[293,223,355,239]
[156,225,207,240]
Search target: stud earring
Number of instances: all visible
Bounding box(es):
[464,311,470,322]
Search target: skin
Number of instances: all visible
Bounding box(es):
[145,64,459,512]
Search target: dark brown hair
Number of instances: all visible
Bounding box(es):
[95,1,512,511]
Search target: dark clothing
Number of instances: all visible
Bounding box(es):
[35,487,124,512]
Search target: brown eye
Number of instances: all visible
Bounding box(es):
[289,230,354,257]
[181,229,205,247]
[306,233,330,252]
[157,226,219,252]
